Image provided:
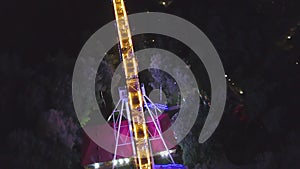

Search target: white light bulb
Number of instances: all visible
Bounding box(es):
[125,158,130,164]
[94,163,100,169]
[160,151,166,157]
[113,160,118,166]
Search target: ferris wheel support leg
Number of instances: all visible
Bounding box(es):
[144,95,163,114]
[143,100,175,164]
[108,99,122,121]
[112,103,124,169]
[143,95,163,131]
[125,101,137,159]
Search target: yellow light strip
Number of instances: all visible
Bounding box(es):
[112,0,153,168]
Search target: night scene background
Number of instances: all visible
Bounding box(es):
[1,0,300,168]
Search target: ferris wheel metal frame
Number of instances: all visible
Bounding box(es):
[107,84,175,168]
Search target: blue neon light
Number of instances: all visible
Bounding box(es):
[144,102,169,110]
[154,164,185,169]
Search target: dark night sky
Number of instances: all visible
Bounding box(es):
[0,0,300,168]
